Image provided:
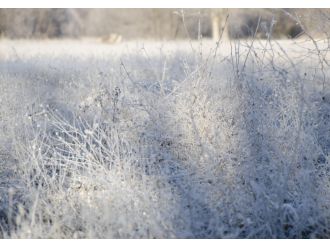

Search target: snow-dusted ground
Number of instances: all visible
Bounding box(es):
[0,38,330,238]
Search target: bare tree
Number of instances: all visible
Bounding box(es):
[211,9,229,41]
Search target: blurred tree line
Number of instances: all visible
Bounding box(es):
[0,9,328,40]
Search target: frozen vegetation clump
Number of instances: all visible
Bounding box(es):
[0,37,330,238]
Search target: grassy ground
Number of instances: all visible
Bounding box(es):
[0,38,330,238]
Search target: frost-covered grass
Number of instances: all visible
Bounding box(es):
[0,38,330,238]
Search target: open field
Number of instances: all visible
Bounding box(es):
[0,38,330,238]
